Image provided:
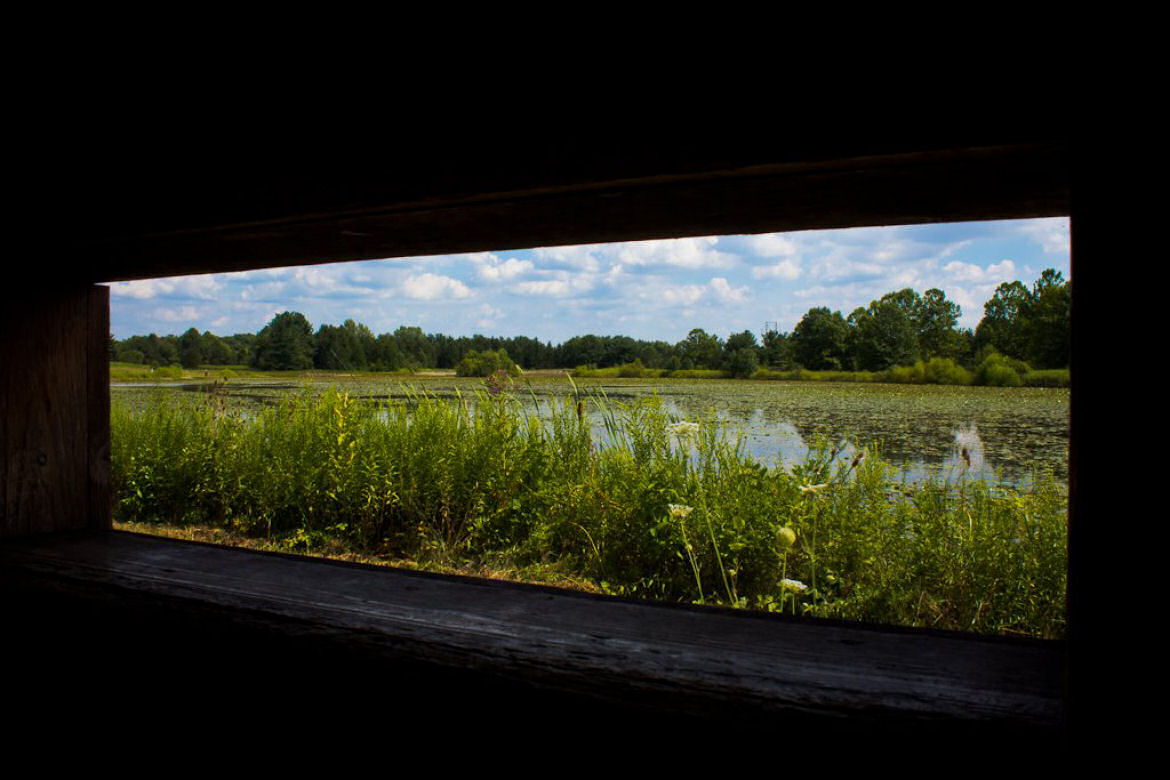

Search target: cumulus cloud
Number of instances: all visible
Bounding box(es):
[400,273,472,300]
[748,233,799,258]
[511,268,597,297]
[709,277,749,303]
[532,245,603,272]
[154,306,202,322]
[514,279,574,297]
[751,258,801,280]
[616,237,736,269]
[475,303,505,329]
[1016,218,1070,254]
[108,274,222,300]
[471,253,535,282]
[533,236,737,272]
[942,259,1017,283]
[656,277,750,306]
[659,284,706,305]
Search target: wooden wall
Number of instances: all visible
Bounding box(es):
[1,285,109,536]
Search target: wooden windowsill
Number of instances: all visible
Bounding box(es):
[1,530,1064,744]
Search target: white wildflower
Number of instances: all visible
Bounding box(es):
[779,578,808,593]
[668,504,693,519]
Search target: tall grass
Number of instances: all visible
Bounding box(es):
[111,388,1067,638]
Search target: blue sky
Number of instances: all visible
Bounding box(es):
[107,217,1070,343]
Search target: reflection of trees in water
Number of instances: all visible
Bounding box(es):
[134,380,1067,485]
[656,396,1064,484]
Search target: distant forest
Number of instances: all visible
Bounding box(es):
[111,270,1070,376]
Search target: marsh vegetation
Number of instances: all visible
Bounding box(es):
[111,375,1068,638]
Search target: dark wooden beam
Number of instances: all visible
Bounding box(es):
[64,142,1068,283]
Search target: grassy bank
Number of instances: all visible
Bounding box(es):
[572,358,1069,388]
[112,388,1067,638]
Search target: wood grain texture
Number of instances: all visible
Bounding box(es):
[68,144,1069,284]
[1,287,90,535]
[0,532,1064,738]
[86,285,111,531]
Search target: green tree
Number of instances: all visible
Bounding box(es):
[974,280,1031,361]
[252,312,316,370]
[201,332,236,364]
[761,329,794,370]
[849,293,920,371]
[726,347,759,378]
[792,307,849,370]
[393,326,434,368]
[974,271,1069,369]
[179,327,205,369]
[916,288,961,360]
[455,348,520,377]
[368,333,405,371]
[722,330,759,371]
[315,319,371,370]
[1024,269,1070,369]
[678,328,723,370]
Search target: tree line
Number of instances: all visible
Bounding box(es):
[110,270,1069,375]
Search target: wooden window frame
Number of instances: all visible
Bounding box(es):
[2,137,1084,749]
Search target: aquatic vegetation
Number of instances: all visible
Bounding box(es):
[111,387,1068,638]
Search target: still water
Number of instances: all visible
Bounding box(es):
[114,376,1069,488]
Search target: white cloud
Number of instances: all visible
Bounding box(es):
[709,277,749,303]
[514,279,574,297]
[659,284,706,305]
[512,268,597,297]
[533,236,736,272]
[532,245,603,272]
[400,273,472,301]
[108,279,170,299]
[748,233,799,258]
[1017,218,1070,254]
[154,306,202,322]
[943,258,1017,283]
[617,237,736,269]
[107,274,222,300]
[751,258,801,280]
[472,253,534,282]
[475,303,504,328]
[655,277,750,306]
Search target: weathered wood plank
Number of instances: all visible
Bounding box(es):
[1,287,91,535]
[86,285,110,531]
[69,144,1069,284]
[0,532,1064,736]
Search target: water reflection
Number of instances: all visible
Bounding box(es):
[115,378,1068,488]
[571,402,1042,487]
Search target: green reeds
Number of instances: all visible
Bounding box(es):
[111,387,1068,637]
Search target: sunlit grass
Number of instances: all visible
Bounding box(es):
[112,387,1067,638]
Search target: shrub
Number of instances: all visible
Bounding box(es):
[923,357,973,385]
[726,347,759,379]
[455,349,520,377]
[975,352,1023,387]
[1022,369,1070,388]
[618,359,647,378]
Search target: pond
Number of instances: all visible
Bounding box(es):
[112,375,1069,488]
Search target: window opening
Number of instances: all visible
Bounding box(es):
[106,216,1070,639]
